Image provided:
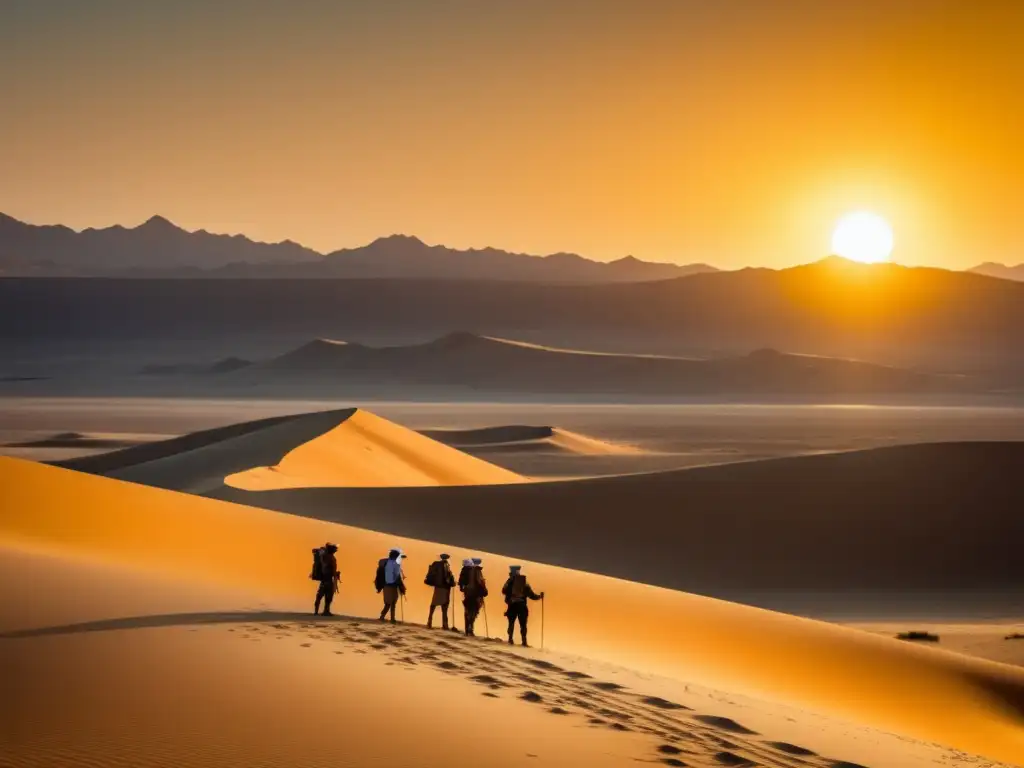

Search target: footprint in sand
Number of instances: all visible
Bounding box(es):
[592,680,627,691]
[564,670,591,679]
[713,752,757,766]
[520,691,543,703]
[549,707,570,715]
[299,643,312,648]
[694,715,757,735]
[470,674,507,687]
[766,741,816,756]
[641,696,689,710]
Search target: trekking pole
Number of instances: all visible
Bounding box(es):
[482,599,490,639]
[400,593,406,623]
[541,594,545,651]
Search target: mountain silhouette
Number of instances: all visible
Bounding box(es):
[0,213,714,282]
[970,262,1024,281]
[4,257,1023,376]
[0,212,319,274]
[246,332,969,396]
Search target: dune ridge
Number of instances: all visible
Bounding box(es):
[421,424,645,455]
[56,409,522,493]
[2,456,1024,764]
[224,408,524,489]
[241,332,967,397]
[215,436,1024,595]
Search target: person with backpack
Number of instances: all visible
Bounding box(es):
[501,565,543,646]
[377,548,406,623]
[462,557,488,637]
[424,553,456,630]
[457,558,474,592]
[312,542,340,617]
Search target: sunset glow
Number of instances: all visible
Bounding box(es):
[831,212,894,264]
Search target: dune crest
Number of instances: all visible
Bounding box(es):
[422,424,645,455]
[3,457,1024,764]
[224,408,524,490]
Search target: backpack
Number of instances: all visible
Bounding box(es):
[374,559,387,592]
[310,548,324,581]
[465,568,488,598]
[424,561,445,587]
[506,574,526,602]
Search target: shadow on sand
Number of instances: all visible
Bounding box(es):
[0,610,356,639]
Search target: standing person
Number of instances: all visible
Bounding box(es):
[502,565,543,646]
[314,543,340,617]
[425,553,456,629]
[458,558,474,592]
[378,549,406,622]
[462,557,488,636]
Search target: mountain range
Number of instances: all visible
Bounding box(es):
[969,262,1024,281]
[217,333,972,396]
[4,257,1024,379]
[0,213,714,283]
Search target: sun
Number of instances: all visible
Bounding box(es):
[830,211,894,264]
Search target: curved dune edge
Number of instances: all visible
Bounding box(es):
[223,409,525,490]
[2,457,1024,763]
[422,425,646,456]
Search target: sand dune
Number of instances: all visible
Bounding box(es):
[57,408,521,493]
[223,408,524,490]
[244,332,968,397]
[421,425,644,455]
[215,438,1024,598]
[3,456,1024,765]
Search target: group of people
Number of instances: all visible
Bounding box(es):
[311,544,544,646]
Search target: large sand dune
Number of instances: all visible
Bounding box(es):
[58,408,522,493]
[60,409,1024,597]
[216,437,1024,596]
[3,457,1024,764]
[243,332,967,396]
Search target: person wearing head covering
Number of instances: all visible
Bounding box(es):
[461,557,488,636]
[502,565,544,646]
[424,553,457,630]
[378,548,406,622]
[314,542,340,617]
[457,558,474,593]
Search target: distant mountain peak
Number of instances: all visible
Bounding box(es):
[137,215,180,231]
[370,234,427,247]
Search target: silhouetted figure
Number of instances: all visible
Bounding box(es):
[314,543,340,616]
[425,553,456,630]
[502,565,543,646]
[378,549,405,622]
[462,557,488,636]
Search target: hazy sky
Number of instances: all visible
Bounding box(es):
[1,1,1021,268]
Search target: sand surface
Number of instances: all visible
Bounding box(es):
[3,456,1024,765]
[8,398,1024,479]
[224,408,523,489]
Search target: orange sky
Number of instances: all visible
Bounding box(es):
[1,2,1021,269]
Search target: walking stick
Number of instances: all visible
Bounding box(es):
[541,594,545,651]
[482,599,490,639]
[400,593,406,623]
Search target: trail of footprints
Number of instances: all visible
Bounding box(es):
[229,619,869,768]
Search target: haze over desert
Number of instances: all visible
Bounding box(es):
[5,2,1024,767]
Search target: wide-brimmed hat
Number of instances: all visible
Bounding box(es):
[439,553,450,560]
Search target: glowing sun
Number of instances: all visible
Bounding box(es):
[830,211,894,264]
